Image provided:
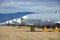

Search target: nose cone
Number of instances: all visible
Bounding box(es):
[22,15,28,19]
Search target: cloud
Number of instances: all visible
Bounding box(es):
[0,1,60,14]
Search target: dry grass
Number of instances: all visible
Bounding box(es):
[0,26,60,40]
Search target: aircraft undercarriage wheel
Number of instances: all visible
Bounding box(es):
[55,23,60,28]
[42,26,47,29]
[30,26,35,32]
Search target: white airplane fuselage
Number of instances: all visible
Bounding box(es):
[21,13,60,28]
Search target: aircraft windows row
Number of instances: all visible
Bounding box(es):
[41,19,51,22]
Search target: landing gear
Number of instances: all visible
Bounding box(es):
[42,26,48,32]
[53,26,59,32]
[30,26,35,32]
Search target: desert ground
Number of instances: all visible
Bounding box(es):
[0,26,60,40]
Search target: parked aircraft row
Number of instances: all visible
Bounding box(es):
[0,13,60,28]
[0,18,21,26]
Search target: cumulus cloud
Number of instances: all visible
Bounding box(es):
[0,1,60,13]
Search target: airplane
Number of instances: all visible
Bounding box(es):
[0,18,21,26]
[20,12,60,31]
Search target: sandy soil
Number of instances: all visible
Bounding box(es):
[0,26,60,40]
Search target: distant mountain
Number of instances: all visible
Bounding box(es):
[0,12,34,23]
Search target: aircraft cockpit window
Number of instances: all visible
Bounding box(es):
[21,18,23,20]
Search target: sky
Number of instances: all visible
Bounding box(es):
[0,0,60,14]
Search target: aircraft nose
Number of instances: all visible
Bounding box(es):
[21,15,27,19]
[21,18,24,20]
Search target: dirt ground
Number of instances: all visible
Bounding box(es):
[0,26,60,40]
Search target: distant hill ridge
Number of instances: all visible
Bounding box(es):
[0,12,34,23]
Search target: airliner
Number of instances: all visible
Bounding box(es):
[21,13,60,29]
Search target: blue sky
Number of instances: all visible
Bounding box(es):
[0,0,60,14]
